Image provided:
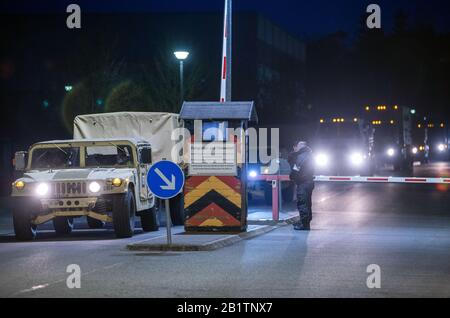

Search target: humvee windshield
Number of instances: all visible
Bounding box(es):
[30,144,134,169]
[31,147,80,169]
[85,145,134,167]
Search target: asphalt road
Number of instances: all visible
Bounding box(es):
[0,162,449,298]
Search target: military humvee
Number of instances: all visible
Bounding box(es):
[11,138,158,240]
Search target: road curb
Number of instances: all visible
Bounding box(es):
[248,214,299,226]
[127,225,276,252]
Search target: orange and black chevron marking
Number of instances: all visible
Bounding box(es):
[184,176,243,229]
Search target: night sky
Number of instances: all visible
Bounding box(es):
[1,0,450,149]
[2,0,450,37]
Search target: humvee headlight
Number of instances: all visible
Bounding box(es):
[89,181,101,193]
[112,178,123,187]
[14,181,25,190]
[36,183,49,196]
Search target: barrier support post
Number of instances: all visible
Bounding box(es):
[272,180,279,221]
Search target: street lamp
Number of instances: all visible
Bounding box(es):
[174,51,189,105]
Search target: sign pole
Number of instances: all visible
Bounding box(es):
[147,160,185,249]
[165,199,172,246]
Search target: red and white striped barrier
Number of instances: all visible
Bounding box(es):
[313,176,450,184]
[251,174,450,222]
[253,175,450,184]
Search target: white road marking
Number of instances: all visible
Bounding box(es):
[10,262,124,297]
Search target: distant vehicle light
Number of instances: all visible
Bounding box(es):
[89,181,101,193]
[36,183,49,196]
[315,153,330,167]
[350,153,364,166]
[387,148,395,157]
[248,170,258,178]
[412,147,418,154]
[438,144,446,152]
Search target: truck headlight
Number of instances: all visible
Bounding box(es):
[14,180,25,190]
[36,183,49,196]
[387,148,395,157]
[112,178,123,187]
[438,144,446,152]
[412,147,418,154]
[350,152,364,166]
[315,153,329,167]
[89,181,101,193]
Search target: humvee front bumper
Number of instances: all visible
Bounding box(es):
[14,196,114,225]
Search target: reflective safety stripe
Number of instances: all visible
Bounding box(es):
[184,176,242,228]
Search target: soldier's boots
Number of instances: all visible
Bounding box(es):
[293,220,310,231]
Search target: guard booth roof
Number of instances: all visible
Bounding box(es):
[179,102,258,123]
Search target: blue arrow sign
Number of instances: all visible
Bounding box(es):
[147,161,185,200]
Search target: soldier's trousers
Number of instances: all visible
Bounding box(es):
[296,181,314,223]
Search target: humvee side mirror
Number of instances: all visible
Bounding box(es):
[140,148,152,164]
[14,151,28,171]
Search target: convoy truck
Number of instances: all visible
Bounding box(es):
[311,117,371,176]
[11,112,184,240]
[363,105,414,173]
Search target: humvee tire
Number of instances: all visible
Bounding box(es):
[87,217,104,229]
[169,194,185,226]
[140,206,159,232]
[13,206,37,241]
[112,191,135,238]
[53,217,74,235]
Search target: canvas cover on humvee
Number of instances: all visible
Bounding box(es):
[74,112,183,163]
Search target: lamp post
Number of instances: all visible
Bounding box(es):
[174,51,189,105]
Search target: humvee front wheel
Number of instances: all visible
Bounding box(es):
[13,207,37,241]
[112,191,136,238]
[53,217,74,235]
[140,206,159,232]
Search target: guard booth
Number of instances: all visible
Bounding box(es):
[179,101,258,233]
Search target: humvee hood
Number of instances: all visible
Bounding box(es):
[23,168,134,182]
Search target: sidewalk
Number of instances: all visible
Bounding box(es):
[247,211,299,225]
[127,225,276,252]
